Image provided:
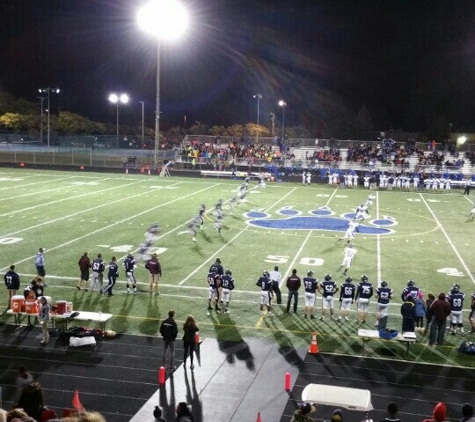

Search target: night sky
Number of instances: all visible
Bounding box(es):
[1,0,475,134]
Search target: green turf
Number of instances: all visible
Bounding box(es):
[1,167,474,367]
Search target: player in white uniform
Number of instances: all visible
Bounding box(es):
[342,220,359,240]
[469,203,475,221]
[306,171,312,185]
[337,242,357,275]
[354,204,369,221]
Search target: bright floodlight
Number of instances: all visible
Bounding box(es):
[458,136,467,144]
[109,93,129,104]
[137,0,188,40]
[278,100,286,107]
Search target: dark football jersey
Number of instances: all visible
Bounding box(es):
[376,287,393,304]
[108,262,119,277]
[401,286,420,301]
[257,276,272,291]
[320,280,337,297]
[447,292,465,312]
[91,258,104,273]
[340,283,356,300]
[207,272,220,289]
[356,281,373,299]
[221,275,235,290]
[123,257,136,272]
[303,276,318,293]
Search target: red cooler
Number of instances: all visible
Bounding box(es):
[56,300,67,315]
[25,301,39,314]
[11,295,25,313]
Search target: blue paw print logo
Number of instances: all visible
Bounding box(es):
[244,206,396,235]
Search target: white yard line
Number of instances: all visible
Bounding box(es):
[419,193,475,285]
[281,230,314,283]
[0,183,220,272]
[178,187,298,285]
[0,179,148,217]
[0,174,82,191]
[1,181,182,238]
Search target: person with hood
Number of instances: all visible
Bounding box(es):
[400,294,416,333]
[176,402,194,422]
[291,402,317,422]
[423,402,447,422]
[460,404,475,422]
[429,293,452,346]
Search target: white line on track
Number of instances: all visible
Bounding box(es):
[0,183,220,272]
[419,193,475,285]
[178,186,298,285]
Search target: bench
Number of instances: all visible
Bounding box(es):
[6,310,113,331]
[302,383,373,411]
[358,329,416,353]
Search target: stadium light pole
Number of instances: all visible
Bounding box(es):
[38,87,60,149]
[139,101,145,147]
[37,96,47,145]
[278,100,287,141]
[269,112,275,136]
[137,0,189,169]
[253,93,262,144]
[108,93,129,145]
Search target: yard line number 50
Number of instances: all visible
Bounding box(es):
[265,255,324,266]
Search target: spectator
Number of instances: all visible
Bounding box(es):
[15,382,50,422]
[182,315,199,370]
[160,310,178,372]
[330,409,344,422]
[424,293,436,335]
[423,402,447,422]
[379,402,401,422]
[291,402,316,422]
[400,294,416,333]
[429,293,452,346]
[154,406,166,422]
[460,404,475,422]
[286,269,301,314]
[4,264,20,309]
[15,366,34,402]
[176,402,194,422]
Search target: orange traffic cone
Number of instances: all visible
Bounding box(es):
[309,331,319,354]
[72,389,84,411]
[140,167,145,173]
[256,412,262,422]
[79,165,84,170]
[19,162,25,167]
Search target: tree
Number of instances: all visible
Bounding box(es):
[56,111,105,134]
[244,123,270,138]
[209,125,228,137]
[226,124,246,138]
[0,112,37,132]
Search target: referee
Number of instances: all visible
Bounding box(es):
[269,266,282,304]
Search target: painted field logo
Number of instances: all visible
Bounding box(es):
[244,206,396,235]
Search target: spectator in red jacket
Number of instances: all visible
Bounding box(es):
[429,293,451,346]
[423,402,447,422]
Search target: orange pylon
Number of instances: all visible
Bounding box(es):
[256,412,262,422]
[19,162,25,167]
[79,165,85,170]
[309,331,319,354]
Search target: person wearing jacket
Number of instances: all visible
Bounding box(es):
[4,264,20,309]
[160,310,178,372]
[429,293,452,346]
[400,294,416,333]
[423,402,447,422]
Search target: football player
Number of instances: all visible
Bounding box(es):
[375,280,393,328]
[123,253,137,294]
[447,284,465,334]
[354,203,369,221]
[339,277,356,321]
[318,274,339,320]
[256,271,273,316]
[213,200,224,234]
[355,274,373,323]
[220,269,235,313]
[341,220,359,241]
[102,256,118,297]
[401,279,420,301]
[337,242,357,275]
[468,203,475,221]
[89,253,105,293]
[207,266,222,314]
[269,266,283,304]
[303,271,318,319]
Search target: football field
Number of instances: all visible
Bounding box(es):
[1,167,474,367]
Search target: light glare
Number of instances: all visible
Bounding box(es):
[137,0,188,40]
